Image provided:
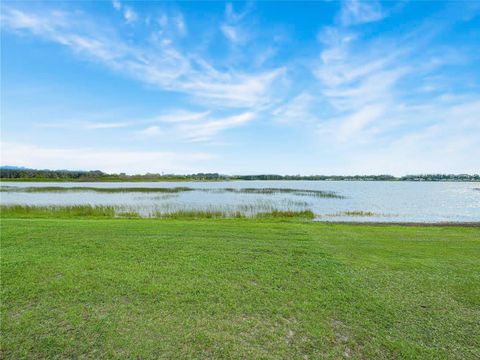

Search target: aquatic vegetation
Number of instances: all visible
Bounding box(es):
[0,185,344,198]
[0,204,117,218]
[256,210,315,219]
[0,186,194,193]
[339,211,377,217]
[153,210,245,219]
[323,210,398,217]
[0,204,317,219]
[214,187,344,198]
[148,194,180,200]
[116,210,142,218]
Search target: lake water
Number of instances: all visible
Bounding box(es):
[1,181,479,223]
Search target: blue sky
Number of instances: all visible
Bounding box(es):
[1,0,479,175]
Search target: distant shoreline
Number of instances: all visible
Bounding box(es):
[1,168,479,182]
[1,178,480,183]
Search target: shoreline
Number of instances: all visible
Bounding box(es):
[314,220,480,227]
[1,178,480,183]
[1,215,479,226]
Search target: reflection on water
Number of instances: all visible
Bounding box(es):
[1,181,479,222]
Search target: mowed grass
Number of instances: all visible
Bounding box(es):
[1,218,479,359]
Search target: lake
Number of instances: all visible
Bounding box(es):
[1,181,479,223]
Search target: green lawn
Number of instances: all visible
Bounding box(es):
[1,218,479,359]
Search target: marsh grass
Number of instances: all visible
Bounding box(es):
[0,186,194,193]
[339,211,377,217]
[324,210,398,217]
[148,197,312,217]
[0,186,343,198]
[0,204,316,220]
[153,210,245,219]
[0,204,117,218]
[256,210,315,219]
[209,187,344,198]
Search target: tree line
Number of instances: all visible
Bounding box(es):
[1,168,479,182]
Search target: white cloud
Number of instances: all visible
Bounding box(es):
[340,0,385,26]
[220,24,239,43]
[39,121,131,130]
[225,2,249,23]
[123,7,138,24]
[111,0,137,24]
[0,141,216,174]
[151,111,210,123]
[343,109,480,175]
[178,112,255,142]
[158,14,168,28]
[135,126,163,138]
[272,92,317,124]
[112,0,121,11]
[336,104,386,141]
[220,2,249,44]
[34,110,252,142]
[173,13,186,35]
[310,22,426,144]
[315,95,480,174]
[83,122,131,129]
[306,3,480,172]
[1,6,283,109]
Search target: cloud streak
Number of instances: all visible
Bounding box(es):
[1,141,216,174]
[178,112,255,142]
[340,0,385,26]
[1,5,283,109]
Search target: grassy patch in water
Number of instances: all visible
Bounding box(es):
[323,210,399,218]
[219,187,343,198]
[1,186,344,198]
[153,210,246,219]
[0,204,117,218]
[256,210,315,219]
[336,211,378,217]
[0,186,194,193]
[0,205,315,220]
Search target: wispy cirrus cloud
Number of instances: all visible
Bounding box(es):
[151,110,210,123]
[178,112,255,142]
[124,110,255,142]
[39,121,131,130]
[272,92,318,124]
[220,2,251,44]
[220,24,241,43]
[2,1,479,174]
[123,7,138,24]
[340,0,385,26]
[135,111,255,142]
[37,110,254,143]
[135,126,164,138]
[111,0,137,24]
[112,0,121,12]
[173,12,187,35]
[1,5,284,109]
[297,1,480,172]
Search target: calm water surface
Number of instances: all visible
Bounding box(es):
[1,181,479,223]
